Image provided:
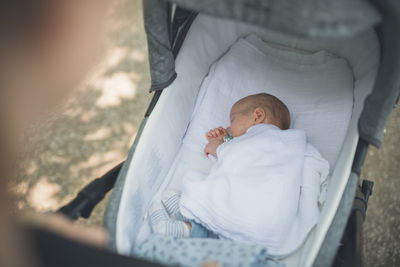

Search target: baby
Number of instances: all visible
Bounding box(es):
[148,93,293,238]
[204,93,290,158]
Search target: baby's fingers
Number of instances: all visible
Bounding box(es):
[206,128,226,140]
[216,128,225,136]
[206,130,214,139]
[217,127,226,135]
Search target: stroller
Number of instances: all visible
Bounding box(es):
[56,0,400,266]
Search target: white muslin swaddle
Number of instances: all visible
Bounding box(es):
[180,123,323,255]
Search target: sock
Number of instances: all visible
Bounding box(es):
[148,202,169,226]
[148,202,190,238]
[152,220,190,238]
[161,190,185,221]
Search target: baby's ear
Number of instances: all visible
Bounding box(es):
[254,107,266,123]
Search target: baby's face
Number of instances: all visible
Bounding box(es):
[228,102,256,137]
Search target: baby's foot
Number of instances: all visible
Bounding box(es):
[148,202,189,238]
[152,220,190,238]
[206,127,227,142]
[148,202,169,226]
[161,190,185,221]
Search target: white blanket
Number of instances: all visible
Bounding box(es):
[180,124,329,256]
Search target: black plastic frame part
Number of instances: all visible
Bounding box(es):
[58,162,124,220]
[333,180,374,267]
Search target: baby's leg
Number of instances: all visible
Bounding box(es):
[189,221,212,238]
[160,191,214,238]
[161,190,185,221]
[148,202,190,238]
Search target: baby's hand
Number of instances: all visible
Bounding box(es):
[206,127,227,142]
[204,139,223,157]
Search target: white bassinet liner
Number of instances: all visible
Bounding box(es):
[145,33,350,258]
[110,14,379,266]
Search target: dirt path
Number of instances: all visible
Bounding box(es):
[11,0,151,226]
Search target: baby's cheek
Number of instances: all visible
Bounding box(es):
[231,128,240,137]
[229,126,236,136]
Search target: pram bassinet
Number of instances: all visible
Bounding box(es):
[58,0,400,266]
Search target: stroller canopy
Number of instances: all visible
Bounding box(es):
[144,0,400,148]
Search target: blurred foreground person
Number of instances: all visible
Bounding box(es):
[0,1,122,267]
[0,1,223,266]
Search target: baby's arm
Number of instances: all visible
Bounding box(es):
[205,127,226,157]
[206,127,227,142]
[204,139,223,157]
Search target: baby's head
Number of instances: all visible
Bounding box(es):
[229,93,290,137]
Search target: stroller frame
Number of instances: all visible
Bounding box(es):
[58,0,400,266]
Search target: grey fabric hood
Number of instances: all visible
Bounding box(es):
[143,0,400,147]
[169,0,381,38]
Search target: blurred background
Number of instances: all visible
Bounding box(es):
[8,0,399,266]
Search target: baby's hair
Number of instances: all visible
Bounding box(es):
[238,93,291,130]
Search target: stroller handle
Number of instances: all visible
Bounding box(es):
[57,162,124,220]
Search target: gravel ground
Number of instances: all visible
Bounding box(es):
[12,0,151,226]
[362,106,400,266]
[10,1,399,266]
